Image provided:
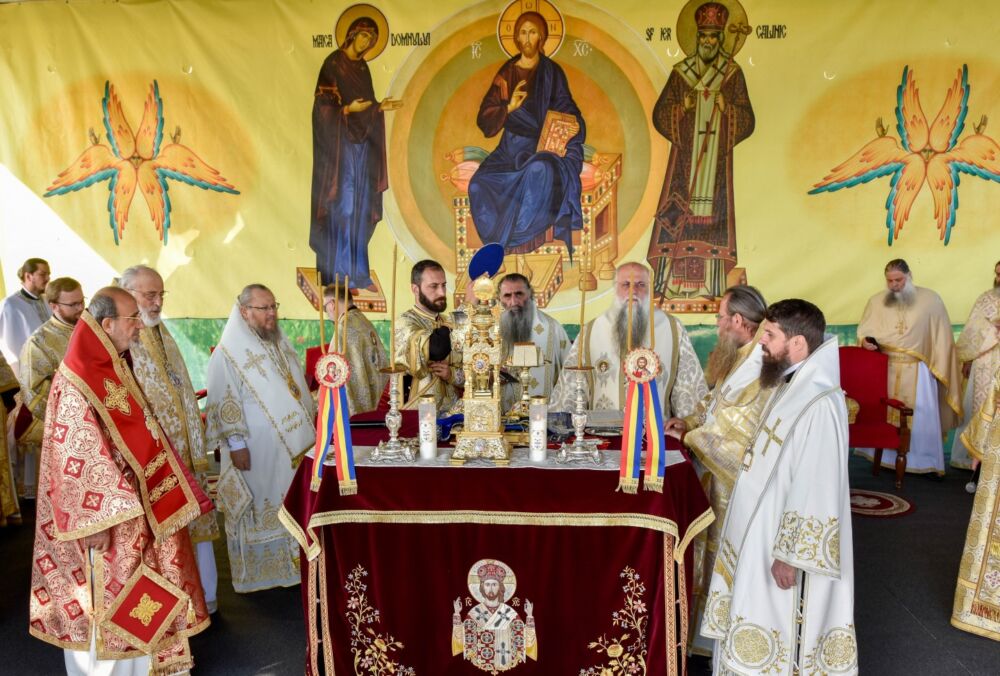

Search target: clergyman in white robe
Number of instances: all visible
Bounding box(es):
[205,304,315,593]
[702,335,856,675]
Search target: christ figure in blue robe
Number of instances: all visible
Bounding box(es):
[469,12,586,256]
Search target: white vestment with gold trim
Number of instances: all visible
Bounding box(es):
[550,308,706,419]
[701,338,857,675]
[205,304,315,592]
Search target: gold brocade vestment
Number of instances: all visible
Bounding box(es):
[393,306,464,411]
[681,338,772,656]
[16,315,74,498]
[130,323,219,544]
[333,307,388,415]
[952,369,1000,641]
[0,352,20,525]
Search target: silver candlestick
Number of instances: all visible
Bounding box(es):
[371,366,415,462]
[557,366,600,464]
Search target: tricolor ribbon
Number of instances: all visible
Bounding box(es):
[618,381,667,494]
[312,381,356,495]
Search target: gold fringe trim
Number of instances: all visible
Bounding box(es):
[972,601,1000,623]
[338,480,358,496]
[644,477,664,493]
[617,480,639,494]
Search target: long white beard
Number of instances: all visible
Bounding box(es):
[884,280,916,307]
[500,300,535,355]
[610,296,650,355]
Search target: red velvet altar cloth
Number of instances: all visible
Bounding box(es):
[281,429,712,676]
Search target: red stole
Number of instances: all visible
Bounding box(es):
[59,312,211,540]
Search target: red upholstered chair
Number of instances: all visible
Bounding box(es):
[839,346,913,489]
[305,345,324,391]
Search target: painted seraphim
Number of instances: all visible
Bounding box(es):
[45,81,239,244]
[810,64,1000,245]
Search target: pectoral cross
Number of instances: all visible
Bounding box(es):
[760,418,783,457]
[243,350,267,379]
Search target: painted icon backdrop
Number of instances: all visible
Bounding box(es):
[0,0,998,327]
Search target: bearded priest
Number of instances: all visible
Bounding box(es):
[701,299,856,675]
[550,262,707,417]
[664,284,769,658]
[205,284,315,593]
[855,258,962,476]
[28,287,212,675]
[122,265,221,613]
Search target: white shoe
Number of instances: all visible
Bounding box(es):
[966,481,977,494]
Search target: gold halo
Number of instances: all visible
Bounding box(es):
[676,0,750,59]
[467,558,517,605]
[498,0,565,59]
[335,4,389,61]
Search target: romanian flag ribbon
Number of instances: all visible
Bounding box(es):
[618,380,667,494]
[312,379,356,495]
[642,382,666,492]
[618,380,643,494]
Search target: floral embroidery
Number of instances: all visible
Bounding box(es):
[803,626,858,673]
[724,618,788,674]
[580,566,648,675]
[345,565,414,676]
[773,511,840,574]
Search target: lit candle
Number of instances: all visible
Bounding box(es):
[332,273,339,353]
[579,286,586,367]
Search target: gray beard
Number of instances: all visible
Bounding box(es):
[500,301,535,355]
[705,333,743,387]
[252,325,282,344]
[139,309,161,328]
[612,299,649,355]
[883,284,916,308]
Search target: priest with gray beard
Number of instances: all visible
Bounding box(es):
[550,262,707,417]
[205,284,315,592]
[497,273,570,412]
[855,258,962,477]
[121,264,220,613]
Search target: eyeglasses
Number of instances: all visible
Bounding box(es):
[245,303,280,312]
[115,312,145,323]
[54,300,86,309]
[138,291,168,301]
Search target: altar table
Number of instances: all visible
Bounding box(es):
[281,419,712,676]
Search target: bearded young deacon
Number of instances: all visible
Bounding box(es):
[323,282,388,414]
[551,262,707,417]
[701,299,856,675]
[122,265,220,613]
[29,288,211,674]
[497,273,569,411]
[663,284,768,657]
[855,258,962,476]
[394,260,464,411]
[205,284,315,593]
[16,277,84,501]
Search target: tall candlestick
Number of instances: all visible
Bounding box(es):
[342,274,350,354]
[579,287,587,367]
[317,269,326,355]
[332,273,339,353]
[627,272,634,352]
[389,244,397,364]
[649,270,655,351]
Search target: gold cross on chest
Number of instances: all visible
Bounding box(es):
[243,349,268,378]
[760,418,783,456]
[894,307,908,335]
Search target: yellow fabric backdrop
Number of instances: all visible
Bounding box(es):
[0,0,997,324]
